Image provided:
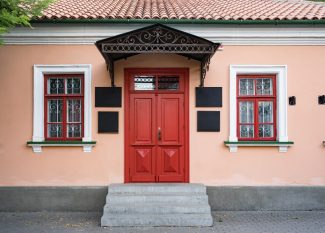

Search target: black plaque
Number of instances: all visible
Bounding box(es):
[197,111,220,132]
[196,87,222,107]
[95,87,122,107]
[98,112,118,133]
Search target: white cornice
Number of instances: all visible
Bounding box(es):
[2,24,325,45]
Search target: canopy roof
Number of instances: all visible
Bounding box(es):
[95,24,220,87]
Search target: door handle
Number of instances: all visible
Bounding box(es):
[158,127,161,141]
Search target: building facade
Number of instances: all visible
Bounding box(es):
[1,0,325,210]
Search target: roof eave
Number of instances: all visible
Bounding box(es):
[30,18,325,25]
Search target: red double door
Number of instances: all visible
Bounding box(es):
[125,68,189,183]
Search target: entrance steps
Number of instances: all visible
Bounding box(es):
[101,183,213,227]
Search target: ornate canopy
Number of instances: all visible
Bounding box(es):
[95,24,220,87]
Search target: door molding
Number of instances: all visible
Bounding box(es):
[124,68,189,183]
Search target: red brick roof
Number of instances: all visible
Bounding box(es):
[41,0,325,21]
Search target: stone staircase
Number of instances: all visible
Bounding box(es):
[101,183,213,227]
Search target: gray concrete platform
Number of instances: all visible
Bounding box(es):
[101,183,212,226]
[1,211,325,233]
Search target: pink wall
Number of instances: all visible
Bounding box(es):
[0,45,325,186]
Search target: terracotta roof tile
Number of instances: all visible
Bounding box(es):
[40,0,325,21]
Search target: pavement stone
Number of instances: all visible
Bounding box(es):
[0,211,325,233]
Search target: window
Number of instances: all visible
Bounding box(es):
[226,65,291,152]
[29,64,94,153]
[237,75,276,141]
[45,74,84,140]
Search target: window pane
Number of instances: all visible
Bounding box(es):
[67,124,82,138]
[48,78,64,94]
[256,78,273,95]
[47,124,63,138]
[239,78,254,96]
[258,124,274,138]
[258,101,273,123]
[239,101,254,123]
[47,99,63,122]
[67,99,81,123]
[158,76,179,90]
[67,78,81,94]
[134,76,155,90]
[240,125,254,138]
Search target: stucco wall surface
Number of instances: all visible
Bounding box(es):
[0,45,325,186]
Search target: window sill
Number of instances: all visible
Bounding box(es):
[224,141,294,153]
[27,141,96,153]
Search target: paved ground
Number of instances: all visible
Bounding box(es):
[0,211,325,233]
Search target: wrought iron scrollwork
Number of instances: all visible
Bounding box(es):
[200,55,214,87]
[102,43,214,54]
[101,26,215,54]
[106,58,115,87]
[96,24,220,87]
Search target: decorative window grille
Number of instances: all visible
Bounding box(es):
[44,74,84,140]
[133,75,180,91]
[237,75,276,140]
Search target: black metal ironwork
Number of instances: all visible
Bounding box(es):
[95,24,220,87]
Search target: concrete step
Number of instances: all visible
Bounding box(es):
[104,203,211,214]
[108,183,206,194]
[101,213,213,227]
[106,193,209,205]
[101,183,213,227]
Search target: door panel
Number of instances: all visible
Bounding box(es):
[163,148,179,172]
[157,146,184,182]
[130,95,155,145]
[130,147,156,182]
[159,96,182,144]
[129,94,156,182]
[157,94,184,181]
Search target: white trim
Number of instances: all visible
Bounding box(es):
[27,143,95,153]
[32,64,93,152]
[2,24,325,45]
[83,145,93,153]
[225,142,293,153]
[229,145,238,153]
[228,65,289,152]
[279,146,288,153]
[31,146,42,153]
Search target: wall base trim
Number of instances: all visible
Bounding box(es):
[0,186,324,212]
[0,186,107,212]
[207,186,325,211]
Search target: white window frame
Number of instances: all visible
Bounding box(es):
[30,64,93,152]
[227,65,290,152]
